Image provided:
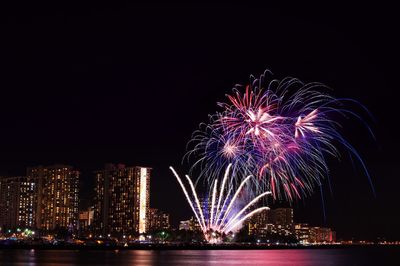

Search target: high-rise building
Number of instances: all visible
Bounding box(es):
[248,208,269,236]
[309,227,320,243]
[17,177,36,228]
[248,208,294,236]
[148,208,170,231]
[270,208,293,227]
[294,223,310,244]
[0,176,21,229]
[309,226,336,243]
[27,165,79,232]
[0,176,36,229]
[179,217,201,231]
[269,208,294,235]
[93,164,151,237]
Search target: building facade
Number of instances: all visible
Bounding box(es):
[309,226,336,243]
[93,164,151,237]
[0,176,36,229]
[248,208,269,235]
[27,165,79,232]
[248,208,294,237]
[294,223,310,244]
[270,208,294,235]
[179,217,201,231]
[148,208,170,231]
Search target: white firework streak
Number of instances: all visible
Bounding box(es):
[209,179,218,229]
[225,207,270,233]
[170,167,206,232]
[170,165,271,241]
[217,175,252,231]
[185,174,206,230]
[221,191,271,232]
[213,164,232,227]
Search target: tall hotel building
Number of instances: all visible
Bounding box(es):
[27,165,80,232]
[93,164,151,237]
[0,176,36,229]
[148,208,170,231]
[248,207,294,236]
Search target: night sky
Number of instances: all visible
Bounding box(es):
[1,2,399,240]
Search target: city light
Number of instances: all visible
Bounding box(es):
[139,168,148,234]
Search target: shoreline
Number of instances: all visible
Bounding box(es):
[1,244,399,251]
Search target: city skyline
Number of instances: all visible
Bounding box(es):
[0,161,389,242]
[0,165,340,244]
[0,2,399,242]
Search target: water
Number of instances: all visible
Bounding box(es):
[0,248,399,266]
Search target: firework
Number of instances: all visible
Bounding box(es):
[186,70,374,201]
[170,164,271,243]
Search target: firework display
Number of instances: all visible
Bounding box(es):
[170,164,271,243]
[172,69,373,242]
[186,70,373,201]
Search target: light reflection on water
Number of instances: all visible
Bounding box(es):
[0,248,398,266]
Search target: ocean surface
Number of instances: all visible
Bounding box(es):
[1,247,399,266]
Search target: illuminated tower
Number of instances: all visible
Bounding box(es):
[17,177,36,228]
[270,208,294,235]
[248,208,269,236]
[148,208,170,231]
[0,176,36,229]
[294,223,310,244]
[27,165,79,232]
[93,164,151,237]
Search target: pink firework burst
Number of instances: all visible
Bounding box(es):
[185,70,374,201]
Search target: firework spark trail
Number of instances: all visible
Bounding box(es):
[214,164,232,226]
[215,188,232,229]
[217,175,252,231]
[185,174,206,229]
[225,207,270,233]
[169,166,206,232]
[170,166,271,241]
[185,70,374,201]
[174,70,374,243]
[209,179,218,229]
[221,191,272,232]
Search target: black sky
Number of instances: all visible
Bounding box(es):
[1,2,399,240]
